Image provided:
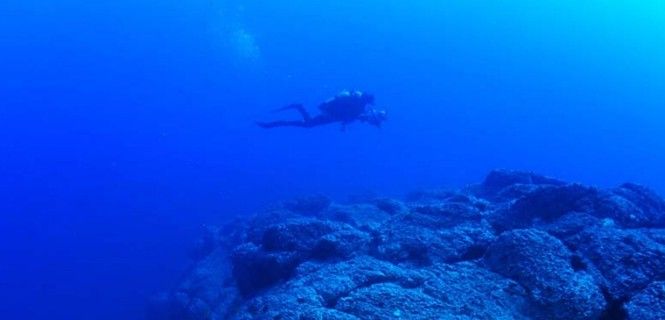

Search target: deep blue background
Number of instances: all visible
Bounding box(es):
[1,1,664,319]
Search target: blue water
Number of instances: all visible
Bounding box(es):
[1,1,663,319]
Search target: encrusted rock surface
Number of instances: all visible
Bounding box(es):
[149,169,665,320]
[626,281,665,320]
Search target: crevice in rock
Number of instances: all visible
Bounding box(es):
[402,241,431,266]
[570,255,587,271]
[599,287,628,320]
[458,244,488,261]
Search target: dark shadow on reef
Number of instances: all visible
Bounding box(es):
[148,170,665,320]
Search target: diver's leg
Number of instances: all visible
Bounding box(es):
[292,104,312,122]
[256,120,308,128]
[256,115,335,129]
[274,104,312,121]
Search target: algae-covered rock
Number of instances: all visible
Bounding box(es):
[149,170,665,320]
[484,229,606,320]
[571,226,665,301]
[625,281,665,320]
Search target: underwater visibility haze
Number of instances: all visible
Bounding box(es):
[1,0,664,319]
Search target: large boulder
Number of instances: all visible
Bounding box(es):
[479,169,566,199]
[373,200,494,265]
[233,256,425,319]
[419,262,530,319]
[625,281,665,320]
[595,183,665,228]
[539,211,605,241]
[232,218,371,296]
[260,218,341,252]
[235,256,530,320]
[484,229,606,320]
[148,248,237,320]
[490,184,599,231]
[571,226,665,301]
[492,182,665,232]
[321,203,394,230]
[232,243,300,296]
[335,282,453,320]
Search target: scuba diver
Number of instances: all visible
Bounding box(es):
[257,90,387,129]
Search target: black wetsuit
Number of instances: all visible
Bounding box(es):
[257,92,371,129]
